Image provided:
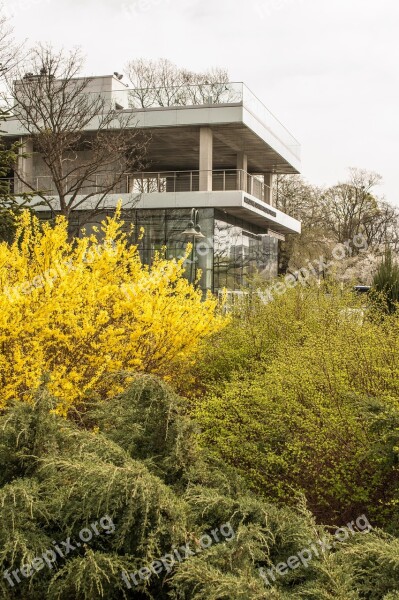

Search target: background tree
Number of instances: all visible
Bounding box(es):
[7,44,148,232]
[323,168,384,246]
[0,10,34,243]
[275,174,329,273]
[0,135,33,243]
[276,169,399,279]
[126,57,232,108]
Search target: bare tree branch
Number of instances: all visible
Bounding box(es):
[5,43,149,231]
[125,58,233,108]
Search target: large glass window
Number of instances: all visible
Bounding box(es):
[213,210,278,292]
[38,208,277,293]
[134,208,214,292]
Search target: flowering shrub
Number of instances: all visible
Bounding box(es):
[0,208,225,414]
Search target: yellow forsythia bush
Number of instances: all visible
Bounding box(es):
[0,208,226,414]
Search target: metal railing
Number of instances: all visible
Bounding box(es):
[1,170,272,205]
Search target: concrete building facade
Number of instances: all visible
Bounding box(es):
[2,75,301,292]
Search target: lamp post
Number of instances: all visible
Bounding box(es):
[181,208,205,284]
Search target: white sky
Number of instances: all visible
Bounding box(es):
[3,0,399,204]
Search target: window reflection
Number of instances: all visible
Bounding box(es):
[213,210,278,292]
[39,208,278,293]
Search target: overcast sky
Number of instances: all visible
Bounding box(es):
[4,0,399,204]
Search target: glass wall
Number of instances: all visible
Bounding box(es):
[213,210,278,292]
[133,208,214,291]
[39,207,277,293]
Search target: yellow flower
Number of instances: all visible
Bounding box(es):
[0,208,227,414]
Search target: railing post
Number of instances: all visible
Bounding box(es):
[236,153,247,192]
[263,173,274,206]
[248,174,254,196]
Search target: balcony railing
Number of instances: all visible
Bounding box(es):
[126,82,299,160]
[1,170,273,205]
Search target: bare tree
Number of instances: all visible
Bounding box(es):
[323,168,398,251]
[0,10,19,77]
[0,10,35,242]
[275,169,399,277]
[6,44,148,230]
[361,198,399,252]
[275,174,330,273]
[323,169,381,244]
[125,58,233,108]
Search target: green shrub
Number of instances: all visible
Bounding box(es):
[2,376,399,599]
[189,283,399,528]
[372,249,399,313]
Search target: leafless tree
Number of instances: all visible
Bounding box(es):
[0,10,19,78]
[125,58,234,108]
[323,168,398,251]
[275,174,330,273]
[6,44,148,230]
[275,169,399,276]
[323,169,382,244]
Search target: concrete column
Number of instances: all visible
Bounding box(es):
[199,127,213,191]
[16,137,34,194]
[263,173,275,206]
[236,152,248,192]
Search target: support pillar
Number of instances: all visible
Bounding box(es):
[199,127,213,191]
[236,152,248,192]
[263,173,275,206]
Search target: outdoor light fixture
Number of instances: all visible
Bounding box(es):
[181,209,205,240]
[181,208,206,284]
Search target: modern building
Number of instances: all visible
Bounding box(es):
[2,75,301,293]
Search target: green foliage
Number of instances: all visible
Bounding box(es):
[2,375,399,599]
[372,248,399,313]
[187,283,399,528]
[90,376,199,486]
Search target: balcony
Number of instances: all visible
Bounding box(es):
[2,82,301,168]
[121,82,301,163]
[2,169,273,205]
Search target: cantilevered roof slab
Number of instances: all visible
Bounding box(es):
[2,82,301,174]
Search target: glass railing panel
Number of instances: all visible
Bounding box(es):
[126,82,243,109]
[242,84,301,161]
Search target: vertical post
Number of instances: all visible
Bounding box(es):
[248,174,254,196]
[16,137,34,194]
[263,173,275,206]
[199,127,213,191]
[236,152,247,192]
